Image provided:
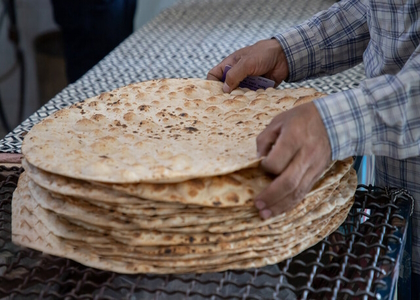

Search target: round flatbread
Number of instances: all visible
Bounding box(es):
[23,157,352,208]
[22,79,325,183]
[12,171,354,274]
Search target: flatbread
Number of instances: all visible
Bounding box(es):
[13,79,357,275]
[22,79,325,183]
[21,168,354,247]
[19,177,332,256]
[12,174,353,273]
[67,177,341,247]
[83,200,251,217]
[207,168,357,233]
[12,184,204,274]
[26,169,350,232]
[57,215,329,252]
[23,157,352,208]
[95,158,352,207]
[27,176,257,230]
[22,158,171,206]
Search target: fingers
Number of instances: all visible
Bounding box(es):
[256,150,323,219]
[207,39,289,92]
[207,49,254,93]
[206,73,220,82]
[206,51,243,82]
[258,124,299,174]
[256,115,282,158]
[223,58,256,92]
[253,102,332,220]
[207,63,226,82]
[255,149,309,217]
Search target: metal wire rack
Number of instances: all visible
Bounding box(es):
[0,167,412,300]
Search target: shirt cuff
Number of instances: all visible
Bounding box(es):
[274,22,322,82]
[313,88,373,160]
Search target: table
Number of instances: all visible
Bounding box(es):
[0,0,411,299]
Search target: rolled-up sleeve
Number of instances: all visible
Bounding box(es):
[274,0,370,82]
[314,46,420,160]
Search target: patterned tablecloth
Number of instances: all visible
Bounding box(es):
[0,0,366,153]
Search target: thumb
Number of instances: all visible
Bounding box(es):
[223,59,252,93]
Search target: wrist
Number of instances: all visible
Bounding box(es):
[266,38,290,83]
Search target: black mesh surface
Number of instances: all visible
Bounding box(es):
[0,167,411,300]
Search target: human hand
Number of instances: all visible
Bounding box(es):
[254,102,332,219]
[207,39,289,92]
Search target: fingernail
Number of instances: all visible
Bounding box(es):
[255,200,266,210]
[260,209,272,219]
[223,82,231,93]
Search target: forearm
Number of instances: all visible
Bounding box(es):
[275,0,370,82]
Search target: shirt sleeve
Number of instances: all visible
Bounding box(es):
[274,0,370,82]
[314,45,420,161]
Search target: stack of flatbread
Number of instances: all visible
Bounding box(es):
[12,78,357,274]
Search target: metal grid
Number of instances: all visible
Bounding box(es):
[0,167,412,300]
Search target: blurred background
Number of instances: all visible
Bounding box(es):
[0,0,177,139]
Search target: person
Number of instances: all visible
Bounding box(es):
[51,0,137,83]
[207,0,420,297]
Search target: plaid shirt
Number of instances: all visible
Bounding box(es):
[275,0,420,274]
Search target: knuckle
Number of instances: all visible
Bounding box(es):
[261,158,281,174]
[243,57,257,73]
[272,113,283,123]
[269,199,292,216]
[225,75,235,87]
[270,206,283,217]
[293,186,307,201]
[256,133,265,145]
[283,176,299,191]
